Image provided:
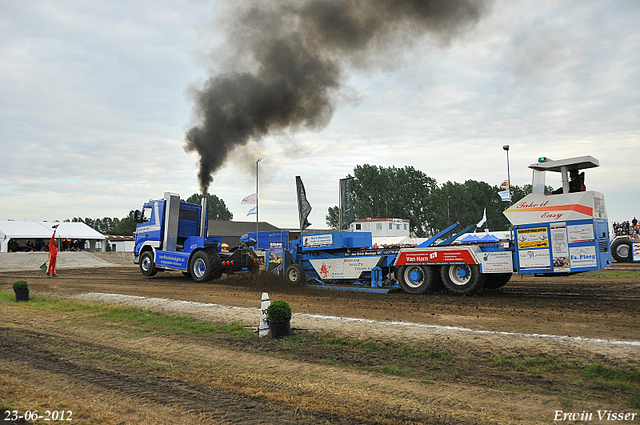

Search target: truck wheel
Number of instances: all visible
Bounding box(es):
[611,238,632,262]
[139,251,157,276]
[190,251,215,283]
[285,264,306,285]
[397,265,435,294]
[441,264,484,295]
[483,273,512,289]
[209,250,223,279]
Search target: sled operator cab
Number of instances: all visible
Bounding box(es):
[503,155,612,274]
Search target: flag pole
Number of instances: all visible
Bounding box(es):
[256,158,262,248]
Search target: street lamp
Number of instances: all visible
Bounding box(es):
[256,157,263,247]
[503,145,513,242]
[503,145,511,202]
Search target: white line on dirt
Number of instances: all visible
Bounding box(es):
[77,293,640,347]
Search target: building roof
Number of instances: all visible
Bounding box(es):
[207,220,280,237]
[352,218,410,223]
[105,235,135,241]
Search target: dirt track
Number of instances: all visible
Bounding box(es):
[1,262,640,424]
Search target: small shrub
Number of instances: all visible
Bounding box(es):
[267,300,292,322]
[13,280,28,292]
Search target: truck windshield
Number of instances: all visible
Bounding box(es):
[140,206,152,223]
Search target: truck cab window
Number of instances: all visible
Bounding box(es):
[140,207,152,223]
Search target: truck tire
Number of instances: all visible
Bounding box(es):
[611,238,632,262]
[209,250,223,279]
[397,265,435,294]
[483,273,512,289]
[189,251,216,283]
[285,264,306,285]
[440,264,484,295]
[139,251,157,276]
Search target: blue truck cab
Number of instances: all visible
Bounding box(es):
[133,192,258,282]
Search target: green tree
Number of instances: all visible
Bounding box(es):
[347,165,438,238]
[325,206,340,229]
[329,164,550,238]
[185,193,233,221]
[69,212,136,236]
[112,210,137,236]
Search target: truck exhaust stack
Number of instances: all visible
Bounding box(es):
[200,192,207,237]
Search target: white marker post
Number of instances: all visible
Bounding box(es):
[259,292,271,337]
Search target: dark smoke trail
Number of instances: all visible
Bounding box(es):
[185,0,489,193]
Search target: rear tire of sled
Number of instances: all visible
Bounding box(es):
[441,264,484,295]
[285,264,306,285]
[397,265,435,294]
[483,272,512,289]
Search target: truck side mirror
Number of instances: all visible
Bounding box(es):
[134,210,141,222]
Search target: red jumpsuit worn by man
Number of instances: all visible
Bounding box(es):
[47,225,59,277]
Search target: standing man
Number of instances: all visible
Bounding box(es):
[47,224,59,277]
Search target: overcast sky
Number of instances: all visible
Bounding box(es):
[1,0,638,230]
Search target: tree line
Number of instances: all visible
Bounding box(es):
[326,164,542,238]
[67,193,233,236]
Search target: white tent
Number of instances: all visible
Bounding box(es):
[0,221,106,253]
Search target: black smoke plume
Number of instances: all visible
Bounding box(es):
[185,0,489,193]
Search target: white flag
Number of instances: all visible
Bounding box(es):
[246,206,257,216]
[241,193,257,205]
[476,208,487,228]
[498,190,511,201]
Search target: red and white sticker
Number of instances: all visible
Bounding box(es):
[396,249,477,266]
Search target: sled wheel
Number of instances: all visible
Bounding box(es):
[483,273,512,289]
[441,264,484,295]
[397,265,435,294]
[285,264,306,284]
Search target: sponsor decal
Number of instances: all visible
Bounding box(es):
[303,234,333,248]
[156,251,188,269]
[517,227,549,249]
[309,257,382,279]
[479,252,513,273]
[569,246,597,268]
[519,249,551,269]
[397,249,476,265]
[567,224,595,243]
[505,200,593,220]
